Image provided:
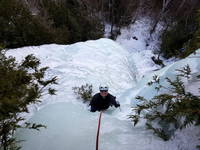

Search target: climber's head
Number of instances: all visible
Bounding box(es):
[99,84,109,97]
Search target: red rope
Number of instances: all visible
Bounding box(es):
[96,111,103,150]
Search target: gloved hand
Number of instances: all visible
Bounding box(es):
[90,109,96,112]
[90,107,96,112]
[115,101,120,108]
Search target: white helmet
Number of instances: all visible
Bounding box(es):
[99,84,109,91]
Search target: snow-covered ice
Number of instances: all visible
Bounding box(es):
[116,18,165,77]
[6,18,200,150]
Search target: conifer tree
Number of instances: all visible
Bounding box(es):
[130,65,200,142]
[183,9,200,57]
[0,47,57,150]
[72,84,93,103]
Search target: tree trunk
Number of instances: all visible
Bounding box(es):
[2,124,8,150]
[110,0,114,38]
[150,12,161,35]
[176,0,186,15]
[150,0,173,35]
[162,0,173,13]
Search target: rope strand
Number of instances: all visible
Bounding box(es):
[96,111,103,150]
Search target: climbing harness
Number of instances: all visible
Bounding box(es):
[96,111,103,150]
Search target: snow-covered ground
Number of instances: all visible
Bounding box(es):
[6,18,200,150]
[116,18,165,78]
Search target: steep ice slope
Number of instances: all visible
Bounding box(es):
[7,39,199,150]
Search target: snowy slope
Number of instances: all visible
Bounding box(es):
[129,49,200,150]
[7,39,134,104]
[116,18,164,77]
[7,37,200,150]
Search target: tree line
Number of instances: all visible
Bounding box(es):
[0,0,199,58]
[130,65,200,148]
[0,46,57,150]
[82,0,200,58]
[0,0,104,48]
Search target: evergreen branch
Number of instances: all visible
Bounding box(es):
[25,122,46,131]
[176,64,191,79]
[130,65,200,142]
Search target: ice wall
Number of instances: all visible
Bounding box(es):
[7,39,199,150]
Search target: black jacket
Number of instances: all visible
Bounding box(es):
[90,93,120,112]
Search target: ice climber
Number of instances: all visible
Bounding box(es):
[90,85,120,112]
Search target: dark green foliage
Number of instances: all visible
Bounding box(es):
[24,122,46,131]
[0,0,104,48]
[72,84,93,102]
[0,0,55,48]
[109,0,135,26]
[0,48,57,150]
[146,123,170,141]
[176,64,191,79]
[130,65,200,142]
[106,0,138,39]
[160,9,200,58]
[183,10,200,58]
[40,0,103,42]
[160,18,197,58]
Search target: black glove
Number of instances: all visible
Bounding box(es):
[115,101,120,108]
[90,107,96,112]
[90,109,96,112]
